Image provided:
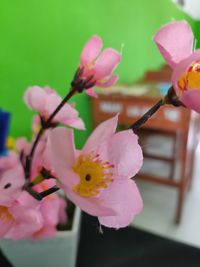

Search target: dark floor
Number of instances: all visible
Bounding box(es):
[1,212,200,267]
[76,213,200,267]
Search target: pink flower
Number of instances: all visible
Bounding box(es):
[0,152,24,206]
[48,115,143,228]
[24,86,85,129]
[0,154,42,240]
[3,192,43,240]
[32,180,67,239]
[79,36,121,97]
[15,137,31,155]
[58,196,68,225]
[154,20,200,113]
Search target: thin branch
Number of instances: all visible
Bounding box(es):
[39,186,60,199]
[25,87,77,180]
[129,99,164,133]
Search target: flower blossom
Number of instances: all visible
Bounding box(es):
[154,20,200,113]
[0,152,24,206]
[78,36,121,97]
[0,153,43,239]
[48,115,143,228]
[24,86,85,129]
[32,180,67,239]
[2,192,43,240]
[0,152,67,240]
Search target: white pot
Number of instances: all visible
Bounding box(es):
[0,207,81,267]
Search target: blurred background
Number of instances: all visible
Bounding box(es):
[0,0,197,146]
[1,0,200,261]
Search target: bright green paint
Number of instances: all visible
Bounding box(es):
[0,0,193,148]
[194,21,200,48]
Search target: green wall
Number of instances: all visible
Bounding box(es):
[194,21,200,48]
[0,0,192,147]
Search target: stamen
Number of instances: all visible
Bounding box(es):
[72,153,114,197]
[178,61,200,93]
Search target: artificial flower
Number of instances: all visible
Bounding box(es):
[0,152,24,206]
[0,152,42,239]
[3,191,43,240]
[24,86,85,129]
[48,115,143,228]
[154,20,200,113]
[32,180,67,239]
[79,35,121,97]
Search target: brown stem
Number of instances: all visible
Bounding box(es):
[23,184,60,200]
[39,186,60,199]
[129,99,164,133]
[45,87,77,125]
[128,86,184,133]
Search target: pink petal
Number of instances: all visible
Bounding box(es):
[31,138,46,178]
[7,206,43,240]
[0,165,25,206]
[63,185,116,217]
[171,50,200,95]
[154,20,193,68]
[33,226,57,239]
[6,192,43,240]
[17,191,39,208]
[24,86,47,113]
[58,197,67,224]
[181,89,200,114]
[39,195,60,226]
[41,133,54,172]
[15,137,30,155]
[80,35,102,66]
[44,86,55,94]
[98,179,143,228]
[96,75,118,88]
[0,152,19,170]
[61,117,85,130]
[85,88,98,98]
[94,48,121,79]
[98,130,143,179]
[44,94,85,129]
[83,115,118,154]
[45,94,77,119]
[0,207,14,237]
[48,128,78,185]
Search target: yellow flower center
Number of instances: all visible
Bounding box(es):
[0,206,13,222]
[178,61,200,94]
[72,153,114,197]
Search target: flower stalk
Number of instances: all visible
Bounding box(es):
[129,99,164,133]
[129,86,184,133]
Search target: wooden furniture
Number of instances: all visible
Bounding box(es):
[91,84,199,223]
